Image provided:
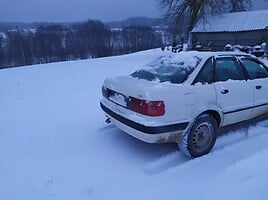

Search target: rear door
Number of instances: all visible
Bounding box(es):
[214,57,254,126]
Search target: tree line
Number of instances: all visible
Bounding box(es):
[0,20,162,68]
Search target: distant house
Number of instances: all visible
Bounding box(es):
[191,10,268,50]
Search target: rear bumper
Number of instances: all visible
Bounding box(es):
[100,102,189,143]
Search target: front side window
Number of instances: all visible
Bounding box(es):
[240,58,268,79]
[215,57,245,82]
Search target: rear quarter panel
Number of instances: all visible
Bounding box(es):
[146,83,219,125]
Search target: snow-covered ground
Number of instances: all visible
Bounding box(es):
[0,50,268,200]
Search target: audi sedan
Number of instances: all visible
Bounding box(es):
[100,51,268,157]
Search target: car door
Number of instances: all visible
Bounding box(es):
[239,57,268,118]
[214,57,254,126]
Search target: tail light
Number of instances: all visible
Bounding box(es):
[130,97,165,116]
[102,86,165,116]
[102,86,108,98]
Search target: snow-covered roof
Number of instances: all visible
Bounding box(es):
[192,10,268,33]
[0,32,7,39]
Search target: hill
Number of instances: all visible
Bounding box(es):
[0,49,268,200]
[106,17,165,28]
[0,17,164,33]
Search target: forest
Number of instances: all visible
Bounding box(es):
[0,20,163,68]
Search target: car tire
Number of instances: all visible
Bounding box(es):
[179,114,218,158]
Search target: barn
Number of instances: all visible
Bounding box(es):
[191,10,268,51]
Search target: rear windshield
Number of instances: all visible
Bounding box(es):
[131,53,202,84]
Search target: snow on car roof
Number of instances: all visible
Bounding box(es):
[143,51,204,70]
[142,51,249,70]
[131,51,250,84]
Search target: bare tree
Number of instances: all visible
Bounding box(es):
[158,0,225,40]
[229,0,252,12]
[158,0,252,44]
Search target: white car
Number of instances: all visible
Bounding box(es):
[100,51,268,157]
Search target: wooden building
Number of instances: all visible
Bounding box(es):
[191,10,268,50]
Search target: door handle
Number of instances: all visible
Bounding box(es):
[221,89,229,94]
[256,85,262,90]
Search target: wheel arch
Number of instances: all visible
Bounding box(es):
[201,110,221,126]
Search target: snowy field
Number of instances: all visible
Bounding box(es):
[1,49,268,200]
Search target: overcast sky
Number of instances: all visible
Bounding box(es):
[0,0,159,22]
[1,0,267,23]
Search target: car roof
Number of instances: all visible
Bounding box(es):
[165,51,253,62]
[185,51,251,58]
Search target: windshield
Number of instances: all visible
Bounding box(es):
[131,53,202,84]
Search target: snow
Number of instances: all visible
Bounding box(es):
[1,49,268,200]
[108,93,127,107]
[132,51,215,84]
[192,9,268,32]
[142,51,202,70]
[0,32,7,39]
[263,58,268,66]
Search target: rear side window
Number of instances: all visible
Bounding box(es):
[240,58,268,79]
[194,57,214,84]
[215,58,245,82]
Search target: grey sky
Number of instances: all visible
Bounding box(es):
[0,0,159,22]
[1,0,267,23]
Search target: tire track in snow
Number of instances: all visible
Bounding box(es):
[143,131,247,175]
[143,121,268,175]
[143,151,188,175]
[169,125,268,175]
[220,148,268,183]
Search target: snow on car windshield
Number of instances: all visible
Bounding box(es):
[131,52,202,84]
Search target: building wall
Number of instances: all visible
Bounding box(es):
[192,29,268,50]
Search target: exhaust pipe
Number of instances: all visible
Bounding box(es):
[105,117,111,124]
